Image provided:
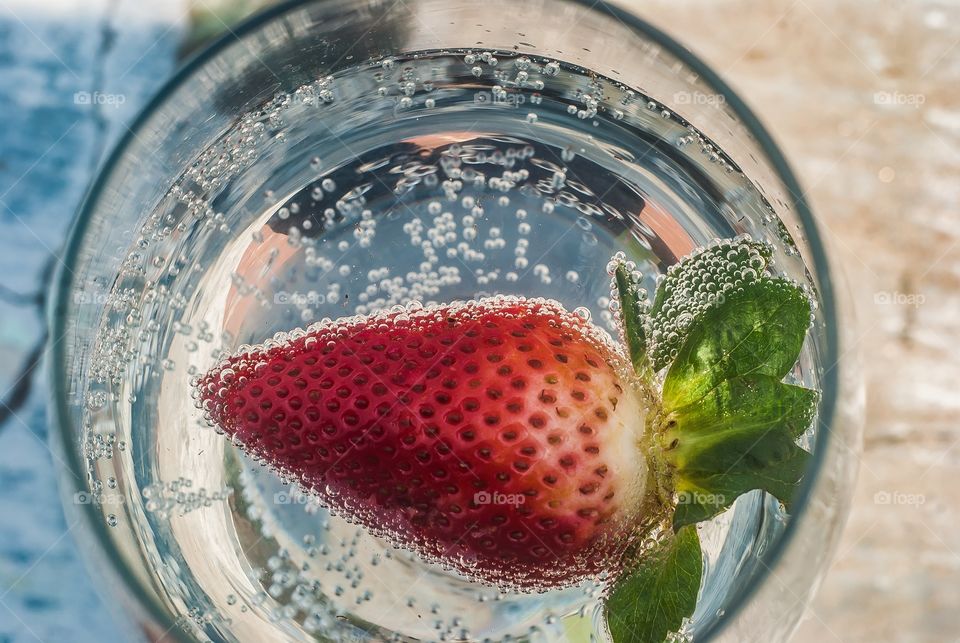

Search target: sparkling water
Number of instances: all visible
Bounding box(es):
[78,50,819,642]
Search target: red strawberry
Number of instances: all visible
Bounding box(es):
[196,297,658,590]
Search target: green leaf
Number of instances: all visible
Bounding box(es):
[661,278,811,411]
[648,238,772,371]
[605,526,702,643]
[666,375,816,529]
[603,240,817,642]
[666,375,817,444]
[659,277,816,530]
[672,441,811,529]
[614,262,648,373]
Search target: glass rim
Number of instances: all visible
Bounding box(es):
[48,0,839,639]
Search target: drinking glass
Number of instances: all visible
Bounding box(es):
[49,0,863,640]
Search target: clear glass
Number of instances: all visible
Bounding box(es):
[48,0,863,641]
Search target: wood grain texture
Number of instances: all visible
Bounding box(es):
[619,1,960,641]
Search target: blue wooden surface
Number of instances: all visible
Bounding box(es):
[0,4,180,640]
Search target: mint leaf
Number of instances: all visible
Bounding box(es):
[660,277,816,529]
[614,261,648,373]
[661,278,811,410]
[647,238,772,371]
[605,526,702,643]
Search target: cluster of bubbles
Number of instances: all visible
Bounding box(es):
[81,429,119,462]
[674,127,739,175]
[645,235,774,370]
[84,77,315,390]
[603,236,778,372]
[255,133,616,326]
[141,478,234,519]
[91,323,133,385]
[222,467,604,642]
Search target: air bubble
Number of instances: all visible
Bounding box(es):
[86,390,107,410]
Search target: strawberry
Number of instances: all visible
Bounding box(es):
[196,297,661,590]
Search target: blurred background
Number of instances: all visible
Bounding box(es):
[0,0,956,641]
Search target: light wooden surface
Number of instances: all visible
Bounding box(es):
[629,1,960,641]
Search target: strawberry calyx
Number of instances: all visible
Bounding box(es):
[604,238,818,643]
